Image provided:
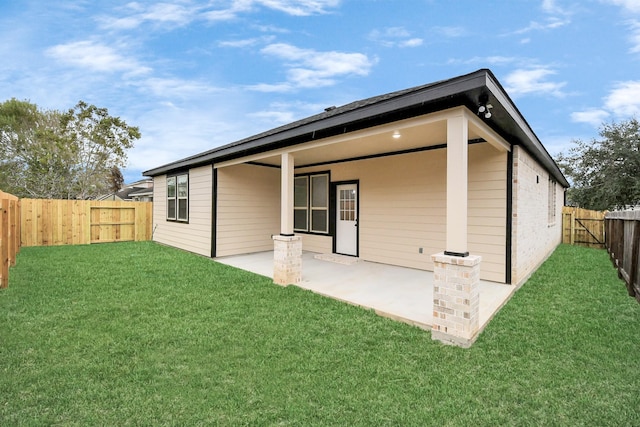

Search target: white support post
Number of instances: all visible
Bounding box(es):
[445,113,469,257]
[273,152,302,285]
[431,112,481,348]
[281,153,294,236]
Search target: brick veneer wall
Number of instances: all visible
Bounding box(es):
[273,235,302,285]
[511,146,564,286]
[432,252,481,347]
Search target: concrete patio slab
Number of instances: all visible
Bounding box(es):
[215,251,516,333]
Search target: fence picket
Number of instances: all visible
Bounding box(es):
[0,191,20,289]
[605,210,640,303]
[20,199,153,247]
[562,206,606,248]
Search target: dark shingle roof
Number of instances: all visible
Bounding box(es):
[147,79,446,171]
[144,69,569,187]
[128,187,153,197]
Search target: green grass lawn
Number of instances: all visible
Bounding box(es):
[1,242,639,426]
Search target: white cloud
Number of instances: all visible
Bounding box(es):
[252,24,291,33]
[249,82,296,92]
[570,81,640,128]
[504,67,567,97]
[46,40,151,75]
[571,109,610,126]
[400,38,424,48]
[253,43,376,91]
[604,80,640,116]
[253,0,341,16]
[201,3,247,22]
[218,36,275,48]
[433,26,467,38]
[628,20,640,52]
[448,56,520,66]
[602,0,640,13]
[138,77,221,98]
[513,17,571,35]
[202,0,340,21]
[249,110,297,124]
[99,2,195,29]
[596,2,640,52]
[369,27,424,48]
[542,0,563,14]
[247,100,330,128]
[141,3,194,24]
[101,0,340,29]
[539,133,581,156]
[508,0,572,38]
[374,27,410,38]
[128,96,257,174]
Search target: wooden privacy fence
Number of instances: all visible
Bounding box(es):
[21,199,153,247]
[605,210,640,303]
[0,191,21,289]
[562,206,606,248]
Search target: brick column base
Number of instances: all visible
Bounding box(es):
[431,252,481,348]
[273,235,302,286]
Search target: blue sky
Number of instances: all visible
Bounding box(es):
[1,0,639,183]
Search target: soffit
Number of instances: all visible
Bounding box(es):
[217,111,485,168]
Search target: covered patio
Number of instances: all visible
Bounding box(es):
[216,251,516,334]
[145,70,570,346]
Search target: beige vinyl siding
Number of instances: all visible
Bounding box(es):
[152,165,212,257]
[298,142,507,282]
[215,163,280,257]
[468,143,507,282]
[360,152,446,271]
[300,234,332,253]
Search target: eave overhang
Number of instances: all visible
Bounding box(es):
[143,69,569,188]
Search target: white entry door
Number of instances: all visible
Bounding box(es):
[336,183,358,256]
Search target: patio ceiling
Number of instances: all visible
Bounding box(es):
[216,108,500,169]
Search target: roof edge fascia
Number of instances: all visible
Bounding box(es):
[143,70,489,177]
[144,69,568,188]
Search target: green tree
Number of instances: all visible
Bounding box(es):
[0,99,74,198]
[556,118,640,210]
[108,166,125,194]
[60,101,140,199]
[0,99,140,199]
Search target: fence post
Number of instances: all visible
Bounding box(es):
[629,221,639,299]
[1,198,8,289]
[8,199,14,266]
[605,211,640,303]
[570,210,575,245]
[15,199,21,258]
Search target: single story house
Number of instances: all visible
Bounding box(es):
[144,69,569,345]
[96,178,154,202]
[129,186,154,202]
[145,68,567,284]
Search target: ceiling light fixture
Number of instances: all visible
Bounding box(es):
[392,131,401,139]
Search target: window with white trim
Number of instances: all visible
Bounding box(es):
[294,173,329,233]
[548,177,557,225]
[167,173,188,222]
